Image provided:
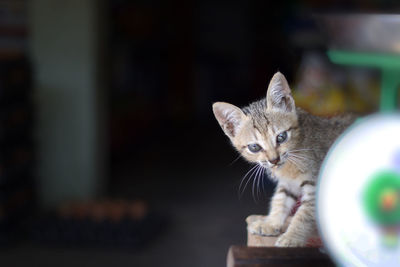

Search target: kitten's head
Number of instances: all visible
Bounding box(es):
[213,72,301,171]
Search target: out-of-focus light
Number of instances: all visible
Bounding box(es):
[317,113,400,267]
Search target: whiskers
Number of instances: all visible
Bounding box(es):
[237,148,315,201]
[228,153,242,166]
[284,148,314,173]
[238,164,267,202]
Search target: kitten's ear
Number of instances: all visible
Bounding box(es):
[212,102,246,138]
[266,72,295,113]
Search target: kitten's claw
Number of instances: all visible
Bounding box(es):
[275,233,306,247]
[248,220,281,236]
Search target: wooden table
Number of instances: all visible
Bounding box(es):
[227,246,335,267]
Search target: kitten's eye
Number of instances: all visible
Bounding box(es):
[276,131,287,144]
[247,143,262,153]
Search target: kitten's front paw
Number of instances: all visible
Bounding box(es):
[275,233,306,247]
[248,220,281,236]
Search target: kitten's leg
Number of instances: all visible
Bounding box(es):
[275,182,316,247]
[248,185,297,236]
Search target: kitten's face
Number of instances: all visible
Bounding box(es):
[213,72,301,172]
[233,111,300,169]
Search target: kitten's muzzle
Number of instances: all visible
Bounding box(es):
[268,156,280,165]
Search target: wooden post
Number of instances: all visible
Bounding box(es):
[227,246,334,267]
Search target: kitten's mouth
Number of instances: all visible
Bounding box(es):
[260,161,284,169]
[273,162,284,168]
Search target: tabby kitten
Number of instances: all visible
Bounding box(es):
[212,72,355,247]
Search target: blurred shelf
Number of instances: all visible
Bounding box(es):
[328,50,400,111]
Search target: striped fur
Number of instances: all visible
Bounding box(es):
[212,72,355,247]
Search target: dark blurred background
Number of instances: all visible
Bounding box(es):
[0,0,397,266]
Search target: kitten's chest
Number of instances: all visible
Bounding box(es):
[275,172,313,196]
[278,178,302,197]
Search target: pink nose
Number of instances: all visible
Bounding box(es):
[269,157,280,165]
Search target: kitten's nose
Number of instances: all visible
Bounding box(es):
[269,156,280,165]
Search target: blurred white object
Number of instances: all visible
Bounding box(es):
[317,113,400,267]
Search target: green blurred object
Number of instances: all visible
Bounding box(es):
[328,50,400,111]
[363,171,400,226]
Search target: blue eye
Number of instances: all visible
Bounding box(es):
[276,131,287,144]
[248,143,262,153]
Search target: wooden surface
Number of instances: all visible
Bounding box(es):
[227,246,334,267]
